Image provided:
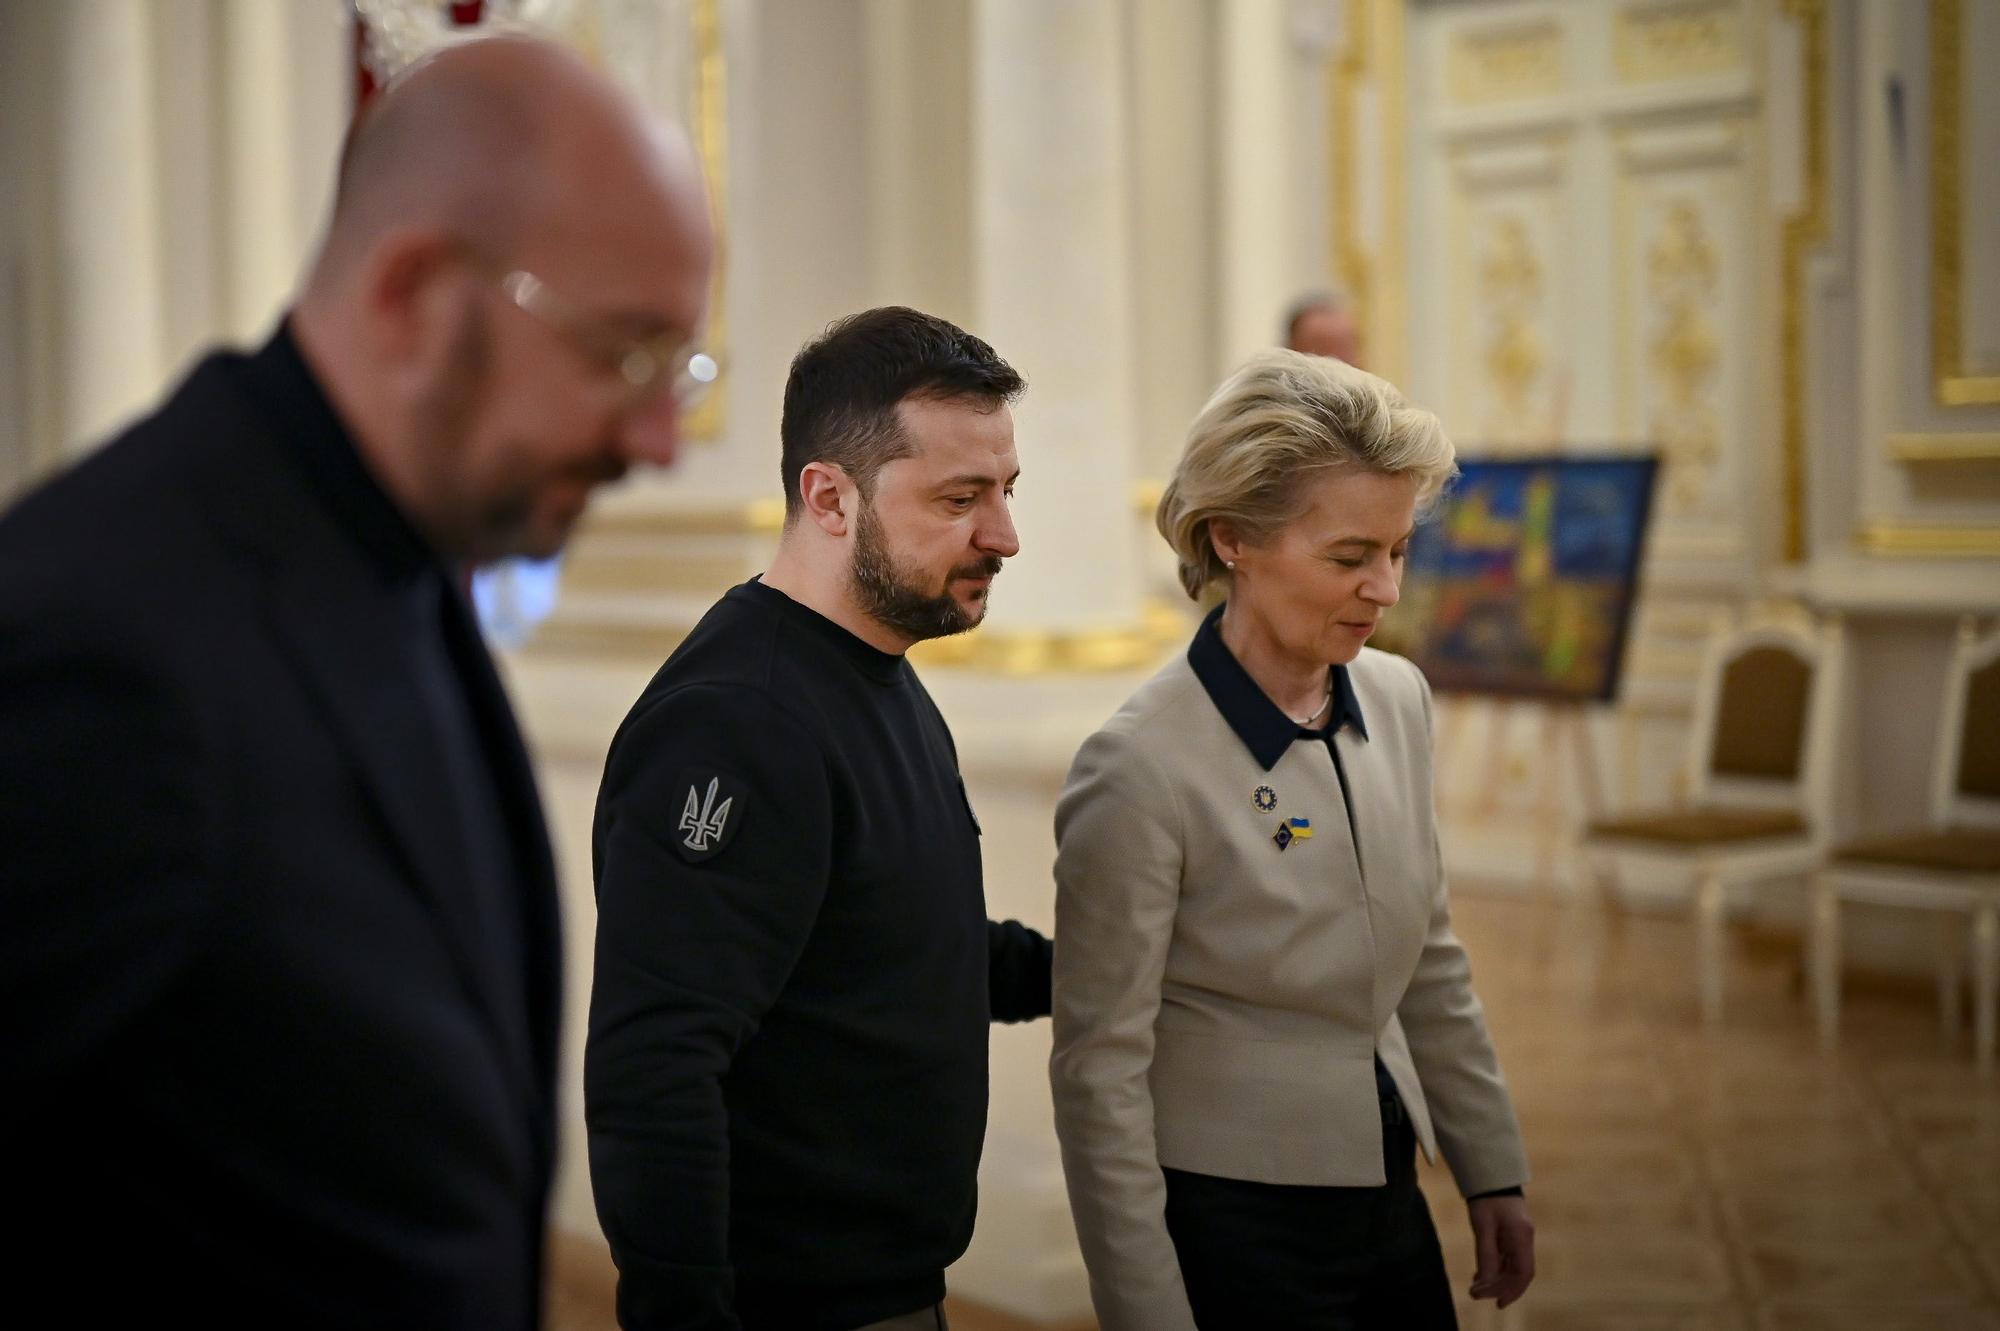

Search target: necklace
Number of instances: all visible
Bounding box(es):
[1288,682,1334,726]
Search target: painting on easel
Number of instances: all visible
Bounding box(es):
[1380,454,1660,702]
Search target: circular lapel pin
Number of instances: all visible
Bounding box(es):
[1252,785,1278,813]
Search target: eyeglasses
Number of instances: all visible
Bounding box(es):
[475,259,718,411]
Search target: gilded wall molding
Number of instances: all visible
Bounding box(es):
[1132,477,1164,517]
[682,0,730,440]
[1930,0,2000,406]
[1886,432,2000,463]
[1329,0,1409,387]
[1856,522,2000,558]
[530,599,1194,671]
[580,497,786,537]
[1615,0,1745,84]
[1776,0,1827,561]
[909,599,1190,675]
[1477,213,1548,440]
[1447,19,1562,105]
[1330,0,1370,346]
[1646,199,1724,508]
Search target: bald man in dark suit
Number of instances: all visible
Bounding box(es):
[0,36,711,1329]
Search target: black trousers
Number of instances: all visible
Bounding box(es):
[1162,1097,1457,1331]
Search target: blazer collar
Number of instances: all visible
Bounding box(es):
[1186,603,1367,771]
[236,319,440,587]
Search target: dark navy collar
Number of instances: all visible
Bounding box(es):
[1186,602,1367,771]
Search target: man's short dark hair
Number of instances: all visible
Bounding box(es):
[780,306,1024,518]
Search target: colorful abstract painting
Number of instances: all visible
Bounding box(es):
[1379,455,1660,702]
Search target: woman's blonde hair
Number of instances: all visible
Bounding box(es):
[1156,349,1458,600]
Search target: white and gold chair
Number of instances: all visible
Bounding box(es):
[1580,606,1846,1024]
[1811,618,2000,1066]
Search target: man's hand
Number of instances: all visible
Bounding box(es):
[1467,1194,1535,1309]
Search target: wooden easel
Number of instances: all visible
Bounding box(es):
[1446,697,1604,900]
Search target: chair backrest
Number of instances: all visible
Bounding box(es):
[1931,618,2000,830]
[1683,604,1845,834]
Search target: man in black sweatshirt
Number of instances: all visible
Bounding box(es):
[586,307,1053,1331]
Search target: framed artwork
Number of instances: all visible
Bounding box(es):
[1378,454,1660,702]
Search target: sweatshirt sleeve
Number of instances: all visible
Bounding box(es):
[585,683,833,1331]
[986,918,1053,1022]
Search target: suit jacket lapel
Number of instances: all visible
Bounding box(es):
[188,354,550,1125]
[438,578,562,1138]
[261,556,542,1105]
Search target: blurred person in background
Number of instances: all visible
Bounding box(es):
[1286,290,1366,367]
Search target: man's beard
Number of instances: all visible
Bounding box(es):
[410,305,511,557]
[850,497,1002,642]
[411,304,620,561]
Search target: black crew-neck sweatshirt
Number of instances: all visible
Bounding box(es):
[586,579,1052,1331]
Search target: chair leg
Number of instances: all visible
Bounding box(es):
[1973,904,1999,1073]
[1696,870,1726,1026]
[1810,875,1841,1053]
[1939,915,1965,1046]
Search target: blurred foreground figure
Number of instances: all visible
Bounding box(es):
[0,36,712,1330]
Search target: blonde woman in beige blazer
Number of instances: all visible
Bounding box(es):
[1050,350,1533,1331]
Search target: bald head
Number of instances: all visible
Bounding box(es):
[290,34,714,564]
[311,37,701,290]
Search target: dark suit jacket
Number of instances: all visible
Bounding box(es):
[0,330,561,1329]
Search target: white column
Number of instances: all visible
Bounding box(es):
[1214,0,1292,371]
[38,0,346,462]
[968,0,1140,637]
[56,0,174,454]
[218,0,349,342]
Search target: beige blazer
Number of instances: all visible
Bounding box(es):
[1049,644,1527,1331]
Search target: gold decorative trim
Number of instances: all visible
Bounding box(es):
[1447,20,1561,106]
[1329,1,1371,356]
[524,599,1197,671]
[1133,477,1164,518]
[910,600,1190,675]
[1478,214,1548,442]
[1646,199,1724,509]
[524,620,692,661]
[683,0,730,440]
[1329,0,1409,387]
[1930,0,2000,406]
[1615,1,1744,85]
[1380,2,1409,390]
[581,497,786,538]
[1777,0,1827,562]
[1887,432,2000,463]
[1855,523,2000,558]
[559,552,751,596]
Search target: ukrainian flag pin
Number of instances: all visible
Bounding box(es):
[1273,816,1312,850]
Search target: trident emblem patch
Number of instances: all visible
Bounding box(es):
[671,770,745,863]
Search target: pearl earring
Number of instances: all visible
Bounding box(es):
[1225,560,1236,570]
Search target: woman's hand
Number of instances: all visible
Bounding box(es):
[1467,1194,1535,1308]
